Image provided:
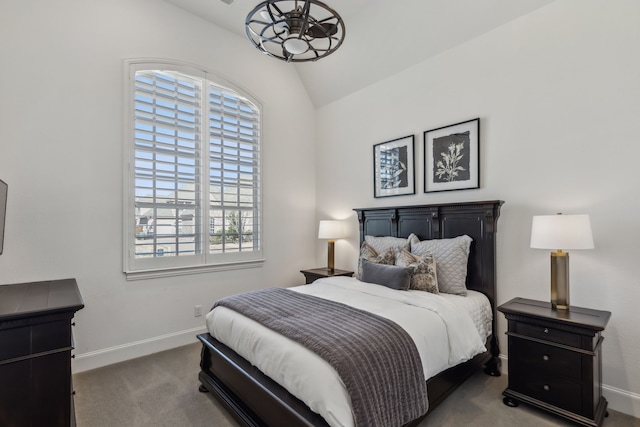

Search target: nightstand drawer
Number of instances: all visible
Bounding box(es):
[510,337,582,380]
[514,321,581,348]
[512,371,583,414]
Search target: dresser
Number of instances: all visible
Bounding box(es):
[0,279,84,427]
[498,298,611,427]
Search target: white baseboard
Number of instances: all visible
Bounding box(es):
[499,354,640,418]
[603,384,640,418]
[72,326,207,374]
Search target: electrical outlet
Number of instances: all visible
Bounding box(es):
[194,305,202,317]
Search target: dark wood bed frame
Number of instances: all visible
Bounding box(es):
[197,200,504,427]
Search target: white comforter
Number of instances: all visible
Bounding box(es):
[207,276,488,427]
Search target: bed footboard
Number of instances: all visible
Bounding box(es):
[198,333,494,427]
[198,333,329,427]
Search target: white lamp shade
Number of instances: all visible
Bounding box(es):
[530,214,594,250]
[318,220,346,240]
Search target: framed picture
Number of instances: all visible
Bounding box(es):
[424,118,479,193]
[373,135,415,198]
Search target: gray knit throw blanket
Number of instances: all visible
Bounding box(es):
[214,287,428,427]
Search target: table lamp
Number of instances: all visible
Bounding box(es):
[530,213,594,310]
[318,220,346,272]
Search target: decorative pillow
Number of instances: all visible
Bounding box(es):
[395,249,439,294]
[408,233,472,296]
[360,259,413,291]
[357,241,396,279]
[364,235,410,254]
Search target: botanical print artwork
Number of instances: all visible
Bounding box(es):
[433,131,471,183]
[423,118,479,193]
[381,146,408,189]
[373,135,415,198]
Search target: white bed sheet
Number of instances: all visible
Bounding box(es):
[206,276,491,427]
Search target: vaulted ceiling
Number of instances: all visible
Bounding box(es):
[164,0,554,108]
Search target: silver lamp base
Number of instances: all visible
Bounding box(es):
[550,250,570,310]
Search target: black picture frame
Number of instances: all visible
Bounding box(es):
[424,118,479,193]
[373,135,415,198]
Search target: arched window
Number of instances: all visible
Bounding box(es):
[124,60,262,279]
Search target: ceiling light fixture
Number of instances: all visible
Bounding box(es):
[245,0,345,62]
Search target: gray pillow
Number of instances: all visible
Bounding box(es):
[360,259,413,291]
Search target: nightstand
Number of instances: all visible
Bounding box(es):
[300,268,354,284]
[498,298,611,427]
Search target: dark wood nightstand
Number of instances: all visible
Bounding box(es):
[498,297,611,427]
[300,268,354,284]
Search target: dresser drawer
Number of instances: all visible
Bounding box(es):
[511,370,583,415]
[510,337,582,380]
[0,319,71,362]
[513,321,581,348]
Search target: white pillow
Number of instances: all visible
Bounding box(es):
[408,233,472,296]
[364,235,410,254]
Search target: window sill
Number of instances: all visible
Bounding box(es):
[124,259,265,281]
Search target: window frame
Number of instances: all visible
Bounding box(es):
[123,59,264,280]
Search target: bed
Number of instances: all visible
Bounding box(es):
[197,200,504,427]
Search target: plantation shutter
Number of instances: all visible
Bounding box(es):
[125,61,263,278]
[133,70,202,259]
[208,86,261,254]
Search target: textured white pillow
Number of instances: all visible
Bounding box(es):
[364,235,410,254]
[408,233,472,295]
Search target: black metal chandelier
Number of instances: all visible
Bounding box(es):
[245,0,345,63]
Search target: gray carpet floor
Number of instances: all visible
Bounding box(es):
[73,343,640,427]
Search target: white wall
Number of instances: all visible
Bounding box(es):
[0,0,317,370]
[2,0,639,417]
[316,0,640,416]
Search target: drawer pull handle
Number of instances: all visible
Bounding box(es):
[542,355,550,361]
[543,384,550,391]
[543,328,549,334]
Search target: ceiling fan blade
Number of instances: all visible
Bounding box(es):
[260,9,289,32]
[306,23,338,38]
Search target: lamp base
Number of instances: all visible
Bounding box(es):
[327,240,335,273]
[550,250,570,310]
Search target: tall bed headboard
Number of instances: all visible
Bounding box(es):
[354,200,504,329]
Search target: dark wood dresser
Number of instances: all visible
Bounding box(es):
[498,297,611,427]
[0,278,84,426]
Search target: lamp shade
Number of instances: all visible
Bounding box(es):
[318,220,346,240]
[530,214,594,250]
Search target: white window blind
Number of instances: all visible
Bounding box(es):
[124,61,262,279]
